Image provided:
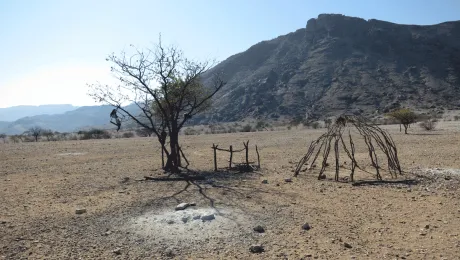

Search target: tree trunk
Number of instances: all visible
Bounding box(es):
[165,125,180,173]
[404,124,409,134]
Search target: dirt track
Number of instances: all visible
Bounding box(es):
[1,123,460,259]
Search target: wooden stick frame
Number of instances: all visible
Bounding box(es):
[294,115,402,181]
[212,140,260,171]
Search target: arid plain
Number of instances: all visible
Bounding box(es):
[1,123,460,259]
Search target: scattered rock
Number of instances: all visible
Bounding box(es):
[164,248,175,257]
[253,225,265,233]
[249,245,264,253]
[192,215,201,220]
[319,175,326,180]
[284,178,292,183]
[175,203,190,211]
[189,202,197,206]
[181,217,189,223]
[75,208,87,215]
[445,176,452,180]
[120,177,130,183]
[201,214,215,221]
[302,223,311,230]
[167,220,175,224]
[343,242,352,249]
[112,247,122,255]
[262,180,268,184]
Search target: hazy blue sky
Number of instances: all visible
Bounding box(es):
[1,0,459,108]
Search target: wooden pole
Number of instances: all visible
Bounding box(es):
[213,144,218,171]
[255,145,260,168]
[229,145,233,169]
[161,145,165,168]
[244,141,249,167]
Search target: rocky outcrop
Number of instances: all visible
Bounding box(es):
[198,14,460,122]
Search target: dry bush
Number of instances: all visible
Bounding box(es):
[419,119,437,131]
[122,132,135,138]
[184,127,200,135]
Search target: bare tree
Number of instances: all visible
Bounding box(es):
[27,126,43,142]
[42,129,55,141]
[89,38,225,173]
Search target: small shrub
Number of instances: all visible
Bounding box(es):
[311,122,320,129]
[241,124,252,132]
[122,132,135,138]
[255,121,267,130]
[419,119,437,131]
[184,127,199,135]
[287,126,292,130]
[454,115,460,121]
[135,128,153,137]
[80,129,112,140]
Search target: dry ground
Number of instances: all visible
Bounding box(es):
[1,122,460,259]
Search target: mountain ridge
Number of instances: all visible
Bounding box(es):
[199,13,460,122]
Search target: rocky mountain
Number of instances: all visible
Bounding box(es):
[201,14,460,122]
[0,104,78,122]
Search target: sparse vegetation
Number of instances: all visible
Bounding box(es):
[0,133,6,143]
[419,119,437,131]
[241,124,253,132]
[27,126,43,142]
[386,108,418,134]
[41,129,55,141]
[122,132,135,138]
[324,118,332,128]
[183,127,200,135]
[135,128,153,137]
[79,129,112,140]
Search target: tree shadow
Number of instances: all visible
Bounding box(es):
[408,132,443,136]
[351,179,419,186]
[142,168,263,212]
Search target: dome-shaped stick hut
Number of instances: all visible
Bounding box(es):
[294,115,402,182]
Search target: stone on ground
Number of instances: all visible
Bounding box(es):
[175,203,190,211]
[249,245,264,253]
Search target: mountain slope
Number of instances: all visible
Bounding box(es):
[1,106,114,134]
[201,14,460,122]
[0,104,78,122]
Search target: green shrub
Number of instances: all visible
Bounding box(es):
[122,132,135,138]
[80,129,112,140]
[241,124,252,132]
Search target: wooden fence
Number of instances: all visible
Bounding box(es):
[211,140,260,171]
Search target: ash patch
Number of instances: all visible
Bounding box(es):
[127,207,255,243]
[411,167,460,190]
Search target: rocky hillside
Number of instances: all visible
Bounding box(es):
[201,14,460,122]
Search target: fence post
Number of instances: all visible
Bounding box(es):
[212,143,218,171]
[256,145,260,169]
[244,140,249,167]
[229,145,233,169]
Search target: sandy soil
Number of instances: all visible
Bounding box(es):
[1,122,460,259]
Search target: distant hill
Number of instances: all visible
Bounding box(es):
[0,106,113,134]
[200,14,460,122]
[0,121,9,131]
[0,104,78,122]
[0,104,140,134]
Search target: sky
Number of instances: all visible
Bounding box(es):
[1,0,459,108]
